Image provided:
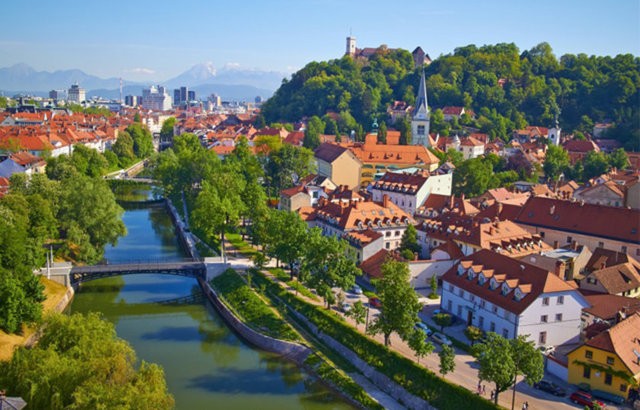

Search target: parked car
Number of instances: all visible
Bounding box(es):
[368,297,382,308]
[414,322,433,338]
[350,285,363,295]
[570,391,606,409]
[591,389,625,405]
[538,345,555,356]
[341,302,351,313]
[432,332,452,346]
[533,380,566,396]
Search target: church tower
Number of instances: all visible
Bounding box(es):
[346,36,357,57]
[548,116,561,145]
[411,70,430,147]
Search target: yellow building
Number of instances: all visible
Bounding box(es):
[567,313,640,400]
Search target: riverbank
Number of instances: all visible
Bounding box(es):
[0,277,73,360]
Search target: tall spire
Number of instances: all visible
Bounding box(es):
[414,70,429,119]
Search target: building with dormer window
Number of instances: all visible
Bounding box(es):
[441,250,589,347]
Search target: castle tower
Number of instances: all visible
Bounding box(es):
[346,36,357,56]
[411,70,430,147]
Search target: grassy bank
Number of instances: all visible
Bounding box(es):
[252,270,499,410]
[210,269,299,342]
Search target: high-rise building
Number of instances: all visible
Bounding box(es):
[411,70,430,147]
[187,90,196,102]
[67,83,86,103]
[173,86,193,106]
[49,89,66,100]
[125,95,138,107]
[141,85,172,111]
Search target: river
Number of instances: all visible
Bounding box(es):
[70,194,354,410]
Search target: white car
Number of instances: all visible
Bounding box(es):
[351,285,363,295]
[341,302,352,313]
[432,332,452,346]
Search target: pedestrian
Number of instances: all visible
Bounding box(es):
[482,384,486,395]
[477,381,482,395]
[490,390,495,401]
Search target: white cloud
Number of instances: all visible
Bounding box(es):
[222,62,241,70]
[125,67,156,75]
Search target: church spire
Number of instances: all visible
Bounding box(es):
[414,70,429,118]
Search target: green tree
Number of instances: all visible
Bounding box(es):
[0,312,174,409]
[400,224,421,256]
[367,259,422,346]
[133,112,141,122]
[438,344,456,376]
[408,329,434,364]
[71,144,109,177]
[608,148,630,170]
[346,300,367,329]
[160,117,176,143]
[583,150,610,180]
[378,121,387,144]
[433,312,452,332]
[302,228,360,308]
[126,123,154,159]
[472,333,544,405]
[57,175,127,263]
[464,326,483,345]
[303,115,325,150]
[429,275,438,299]
[395,117,411,145]
[542,144,570,182]
[112,132,136,166]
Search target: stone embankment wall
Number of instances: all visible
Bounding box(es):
[165,198,199,260]
[290,310,434,410]
[198,278,311,364]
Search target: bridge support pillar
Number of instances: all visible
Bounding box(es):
[34,262,72,287]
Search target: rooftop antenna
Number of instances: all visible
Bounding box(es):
[119,78,123,103]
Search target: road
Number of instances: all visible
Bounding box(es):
[222,242,626,410]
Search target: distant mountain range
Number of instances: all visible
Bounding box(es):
[0,63,286,101]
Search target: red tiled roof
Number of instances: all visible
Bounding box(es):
[582,294,640,321]
[314,142,350,163]
[515,196,640,244]
[583,313,640,376]
[442,250,578,314]
[562,139,600,153]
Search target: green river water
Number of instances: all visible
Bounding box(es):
[70,194,354,410]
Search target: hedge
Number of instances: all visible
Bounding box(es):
[252,271,500,410]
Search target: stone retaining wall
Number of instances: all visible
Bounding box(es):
[290,310,434,410]
[165,198,199,260]
[198,278,311,364]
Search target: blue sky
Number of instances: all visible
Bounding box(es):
[1,0,638,81]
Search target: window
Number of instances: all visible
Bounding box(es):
[598,242,604,248]
[606,357,615,365]
[480,300,486,309]
[395,230,400,237]
[385,231,391,237]
[555,313,563,322]
[583,367,591,379]
[585,350,593,359]
[448,284,454,292]
[620,384,628,392]
[541,315,548,323]
[542,297,549,306]
[557,296,564,305]
[540,231,545,238]
[417,125,425,135]
[447,300,453,311]
[621,246,627,253]
[605,374,612,385]
[458,289,464,297]
[502,329,508,338]
[385,243,390,249]
[538,331,547,344]
[492,305,498,314]
[566,236,572,243]
[490,322,496,332]
[457,305,463,316]
[479,316,484,329]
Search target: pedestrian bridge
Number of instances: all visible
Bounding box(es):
[69,259,209,285]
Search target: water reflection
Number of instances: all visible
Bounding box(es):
[70,189,353,410]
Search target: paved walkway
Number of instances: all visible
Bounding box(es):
[221,236,617,410]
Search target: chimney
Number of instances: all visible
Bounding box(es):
[570,240,578,250]
[383,194,390,208]
[554,261,566,280]
[497,202,503,216]
[600,261,606,270]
